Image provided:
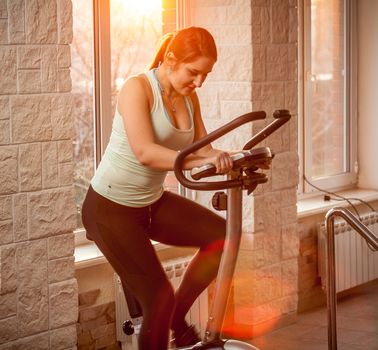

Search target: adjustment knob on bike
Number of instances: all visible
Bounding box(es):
[212,191,227,211]
[122,320,134,335]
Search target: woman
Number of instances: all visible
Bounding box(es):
[82,27,233,350]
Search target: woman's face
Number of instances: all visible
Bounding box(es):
[171,55,215,96]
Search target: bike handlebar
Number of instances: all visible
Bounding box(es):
[243,109,291,150]
[173,110,291,191]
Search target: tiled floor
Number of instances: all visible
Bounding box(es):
[249,281,378,350]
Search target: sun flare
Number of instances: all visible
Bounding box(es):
[114,0,162,16]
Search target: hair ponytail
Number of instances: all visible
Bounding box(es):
[149,27,217,70]
[149,32,175,69]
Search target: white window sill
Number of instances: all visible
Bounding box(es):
[74,242,106,269]
[74,239,171,269]
[297,187,378,219]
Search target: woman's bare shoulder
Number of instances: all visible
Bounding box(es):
[117,73,153,111]
[119,74,148,94]
[117,73,152,109]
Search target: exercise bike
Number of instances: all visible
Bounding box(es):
[122,109,291,349]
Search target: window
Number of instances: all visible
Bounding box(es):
[301,0,357,193]
[72,0,186,236]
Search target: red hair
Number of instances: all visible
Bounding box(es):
[149,27,217,69]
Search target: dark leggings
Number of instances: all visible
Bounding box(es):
[81,186,225,350]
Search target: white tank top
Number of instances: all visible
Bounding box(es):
[90,69,194,207]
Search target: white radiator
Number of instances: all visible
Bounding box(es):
[318,212,378,293]
[114,256,209,350]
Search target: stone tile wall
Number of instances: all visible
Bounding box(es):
[0,1,78,349]
[236,0,299,336]
[77,289,119,350]
[190,0,299,338]
[191,0,255,230]
[297,212,327,312]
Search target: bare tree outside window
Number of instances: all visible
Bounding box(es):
[110,0,162,112]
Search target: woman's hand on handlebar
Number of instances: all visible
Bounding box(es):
[207,150,234,174]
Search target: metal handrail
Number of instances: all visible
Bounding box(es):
[325,207,378,350]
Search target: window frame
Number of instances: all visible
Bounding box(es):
[93,0,112,167]
[299,0,358,196]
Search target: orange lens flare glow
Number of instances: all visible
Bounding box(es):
[221,269,295,339]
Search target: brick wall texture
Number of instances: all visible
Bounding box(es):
[0,1,78,349]
[77,289,120,350]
